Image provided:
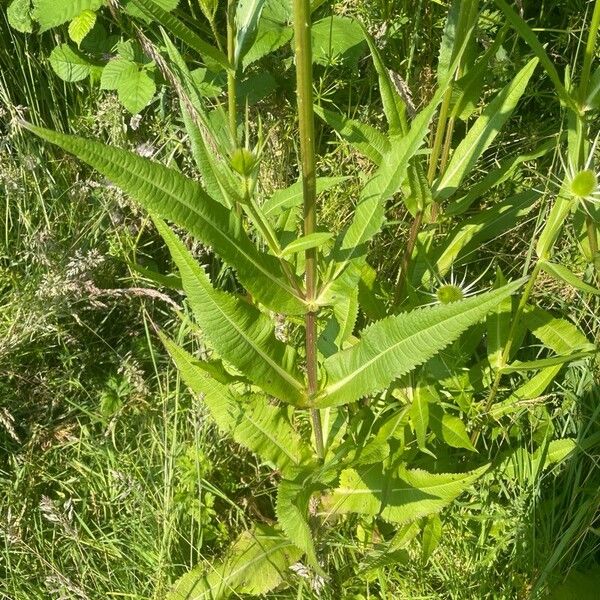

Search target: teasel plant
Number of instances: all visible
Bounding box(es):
[20,0,598,596]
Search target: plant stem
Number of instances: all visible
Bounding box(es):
[226,0,237,146]
[292,0,324,459]
[472,262,542,444]
[579,0,600,102]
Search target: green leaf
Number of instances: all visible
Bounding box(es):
[34,0,104,31]
[494,0,578,112]
[421,514,442,563]
[437,0,478,86]
[161,335,312,473]
[523,306,595,354]
[130,0,231,71]
[155,220,306,405]
[68,9,97,46]
[310,16,365,67]
[125,0,178,19]
[117,68,156,114]
[429,405,475,451]
[318,280,525,408]
[7,0,33,33]
[500,350,595,373]
[280,232,332,258]
[486,270,513,370]
[435,58,538,200]
[22,123,304,315]
[409,387,430,451]
[432,191,537,280]
[100,58,138,90]
[321,464,489,523]
[539,261,600,296]
[242,0,292,68]
[314,106,389,165]
[536,186,577,260]
[48,44,92,82]
[235,0,267,68]
[585,65,600,110]
[276,480,322,572]
[262,176,348,218]
[362,25,406,136]
[166,524,301,600]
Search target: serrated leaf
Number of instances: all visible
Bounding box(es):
[7,0,33,33]
[34,0,104,31]
[48,44,92,82]
[68,9,97,46]
[321,464,489,523]
[362,25,406,136]
[130,0,231,70]
[100,57,138,90]
[117,68,156,113]
[22,123,305,315]
[523,306,595,354]
[235,0,267,68]
[318,280,525,407]
[276,480,322,572]
[161,335,312,474]
[262,176,348,218]
[429,404,475,451]
[314,106,390,165]
[156,221,306,405]
[435,58,538,200]
[125,0,178,19]
[167,524,301,600]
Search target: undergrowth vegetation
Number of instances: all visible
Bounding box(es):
[1,0,599,599]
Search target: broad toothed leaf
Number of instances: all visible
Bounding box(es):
[321,464,489,523]
[166,524,301,600]
[23,123,304,315]
[276,480,322,571]
[156,220,306,405]
[161,335,312,474]
[318,280,525,407]
[34,0,103,31]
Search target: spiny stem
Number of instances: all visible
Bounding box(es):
[292,0,324,459]
[226,0,237,146]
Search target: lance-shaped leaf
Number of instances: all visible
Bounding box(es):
[435,58,538,200]
[161,335,312,473]
[235,0,267,68]
[23,123,304,315]
[276,480,322,572]
[321,464,489,523]
[318,280,525,407]
[156,220,306,405]
[167,524,301,600]
[130,0,231,70]
[539,260,600,296]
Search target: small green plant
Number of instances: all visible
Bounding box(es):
[20,0,598,597]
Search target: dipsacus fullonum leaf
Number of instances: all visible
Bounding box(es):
[318,279,525,407]
[155,219,306,406]
[161,335,313,474]
[321,464,490,523]
[166,525,301,600]
[22,123,305,315]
